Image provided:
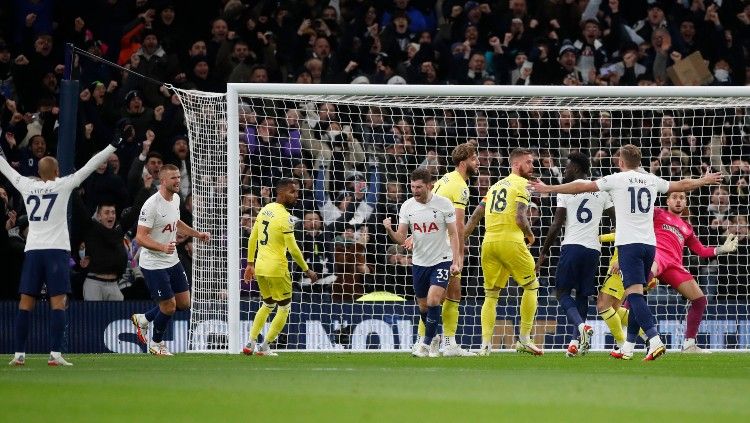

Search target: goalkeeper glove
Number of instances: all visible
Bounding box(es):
[715,233,739,255]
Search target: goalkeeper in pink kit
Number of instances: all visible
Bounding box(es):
[651,192,738,353]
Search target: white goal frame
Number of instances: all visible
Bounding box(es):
[217,84,750,354]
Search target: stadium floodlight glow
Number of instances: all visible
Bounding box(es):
[175,84,750,353]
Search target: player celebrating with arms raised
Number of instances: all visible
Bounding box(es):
[131,164,210,356]
[537,152,615,357]
[243,178,318,356]
[651,191,738,352]
[4,139,120,366]
[531,144,722,361]
[383,168,462,358]
[465,148,542,356]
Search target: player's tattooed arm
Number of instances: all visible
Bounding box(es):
[464,203,485,240]
[515,202,535,245]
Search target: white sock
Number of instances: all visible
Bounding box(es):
[569,339,579,346]
[649,335,664,348]
[623,341,636,353]
[14,352,24,359]
[519,335,531,343]
[446,336,456,346]
[50,351,61,358]
[683,338,695,348]
[577,323,586,335]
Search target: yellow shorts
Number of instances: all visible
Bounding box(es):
[481,241,536,290]
[256,274,292,301]
[600,271,624,301]
[600,267,658,300]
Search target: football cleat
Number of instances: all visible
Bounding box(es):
[8,355,25,366]
[682,338,711,354]
[515,340,543,356]
[566,340,579,357]
[643,344,666,361]
[442,343,476,357]
[411,343,431,358]
[429,335,441,357]
[48,353,73,366]
[131,314,149,346]
[148,340,173,356]
[579,324,594,355]
[255,342,278,357]
[242,340,257,355]
[477,344,491,356]
[610,348,632,360]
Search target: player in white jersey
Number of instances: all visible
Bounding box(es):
[2,138,120,366]
[536,152,615,357]
[130,164,209,356]
[382,168,462,357]
[531,144,722,361]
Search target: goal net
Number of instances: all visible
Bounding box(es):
[177,85,750,353]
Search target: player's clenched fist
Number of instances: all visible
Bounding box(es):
[244,263,255,282]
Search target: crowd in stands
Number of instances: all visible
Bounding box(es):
[0,0,748,303]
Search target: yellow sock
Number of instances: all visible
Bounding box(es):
[442,299,459,338]
[520,285,538,339]
[599,306,624,346]
[264,304,290,343]
[250,303,274,341]
[481,295,499,344]
[617,307,629,327]
[417,319,425,338]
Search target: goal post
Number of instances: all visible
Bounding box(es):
[177,84,750,353]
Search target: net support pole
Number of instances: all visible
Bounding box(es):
[226,86,241,353]
[57,43,78,176]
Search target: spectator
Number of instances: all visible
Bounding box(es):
[76,200,128,301]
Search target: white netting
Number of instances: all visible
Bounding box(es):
[179,86,750,352]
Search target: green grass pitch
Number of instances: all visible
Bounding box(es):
[2,352,749,422]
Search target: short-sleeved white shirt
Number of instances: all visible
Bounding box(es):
[558,181,613,251]
[138,191,181,269]
[0,145,115,251]
[398,193,456,267]
[595,170,670,246]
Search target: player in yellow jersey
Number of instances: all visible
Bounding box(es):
[465,148,542,356]
[411,142,478,356]
[243,178,318,356]
[598,233,658,356]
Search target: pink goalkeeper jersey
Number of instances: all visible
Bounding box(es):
[653,207,716,263]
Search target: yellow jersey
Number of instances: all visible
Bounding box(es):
[481,173,530,244]
[433,170,469,211]
[248,202,308,277]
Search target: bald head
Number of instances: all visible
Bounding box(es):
[38,156,59,181]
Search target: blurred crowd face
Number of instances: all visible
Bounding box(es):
[249,67,268,83]
[211,19,228,41]
[303,212,322,232]
[385,182,403,202]
[286,109,300,128]
[97,205,117,229]
[107,154,120,174]
[160,7,175,24]
[313,37,331,58]
[509,0,526,17]
[710,187,730,209]
[34,35,53,56]
[189,40,207,57]
[583,22,600,42]
[146,155,163,178]
[648,7,665,26]
[232,42,250,61]
[423,117,439,137]
[468,53,485,73]
[173,139,189,160]
[680,21,696,42]
[559,110,574,129]
[728,216,749,240]
[143,34,159,54]
[30,136,46,159]
[319,103,337,124]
